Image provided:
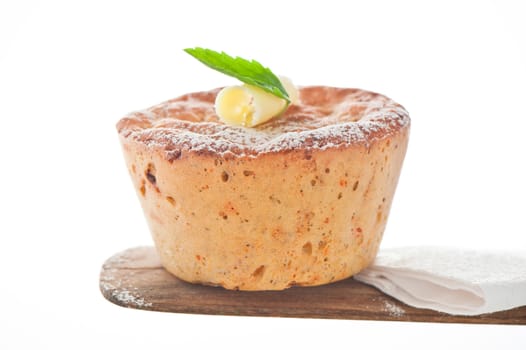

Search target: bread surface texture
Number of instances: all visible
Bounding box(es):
[118,86,410,290]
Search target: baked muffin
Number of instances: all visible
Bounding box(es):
[117,86,410,290]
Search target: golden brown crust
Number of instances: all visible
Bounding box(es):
[117,86,410,290]
[117,86,410,160]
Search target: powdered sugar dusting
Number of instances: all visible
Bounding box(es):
[100,249,153,308]
[100,272,153,308]
[113,290,152,308]
[383,300,406,317]
[117,86,410,159]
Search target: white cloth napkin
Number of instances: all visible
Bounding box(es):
[354,246,526,315]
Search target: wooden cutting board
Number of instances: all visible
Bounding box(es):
[99,246,526,324]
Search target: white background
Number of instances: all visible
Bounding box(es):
[1,0,525,348]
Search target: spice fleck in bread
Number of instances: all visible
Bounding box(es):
[117,86,410,290]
